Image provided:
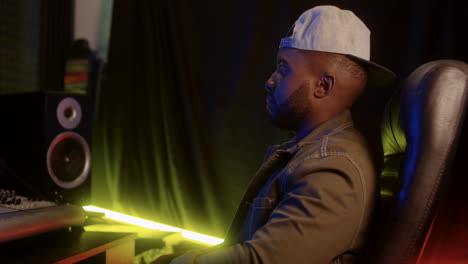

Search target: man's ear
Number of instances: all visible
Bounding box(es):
[314,73,335,98]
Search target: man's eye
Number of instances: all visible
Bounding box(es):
[277,60,287,73]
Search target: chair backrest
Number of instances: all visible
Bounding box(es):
[362,60,468,264]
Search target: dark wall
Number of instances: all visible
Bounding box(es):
[0,0,73,95]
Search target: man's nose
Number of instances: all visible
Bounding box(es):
[265,77,275,93]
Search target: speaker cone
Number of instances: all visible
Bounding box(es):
[57,97,82,130]
[47,131,91,189]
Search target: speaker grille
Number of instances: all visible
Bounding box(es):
[47,131,91,189]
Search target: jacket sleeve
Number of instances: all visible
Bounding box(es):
[171,155,367,264]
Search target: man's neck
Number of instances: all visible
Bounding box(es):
[295,110,343,141]
[295,119,321,142]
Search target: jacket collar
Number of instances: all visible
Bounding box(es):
[278,109,354,155]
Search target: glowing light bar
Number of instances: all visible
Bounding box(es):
[182,230,224,245]
[106,211,182,232]
[83,205,180,232]
[83,205,106,212]
[83,205,224,245]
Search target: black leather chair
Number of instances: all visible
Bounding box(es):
[362,60,468,264]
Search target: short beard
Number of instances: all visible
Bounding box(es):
[270,80,312,131]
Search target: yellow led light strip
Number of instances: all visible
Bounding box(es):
[181,230,224,245]
[83,205,224,245]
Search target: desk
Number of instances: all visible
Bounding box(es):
[0,228,137,264]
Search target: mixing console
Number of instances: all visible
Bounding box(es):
[0,188,56,212]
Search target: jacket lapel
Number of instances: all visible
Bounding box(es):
[224,149,294,244]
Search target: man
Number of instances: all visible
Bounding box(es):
[156,5,395,264]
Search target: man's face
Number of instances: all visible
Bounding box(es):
[265,48,317,130]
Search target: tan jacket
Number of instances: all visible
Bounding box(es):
[172,110,378,264]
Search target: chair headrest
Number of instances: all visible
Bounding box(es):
[380,60,468,206]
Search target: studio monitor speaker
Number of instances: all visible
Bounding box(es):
[0,92,92,205]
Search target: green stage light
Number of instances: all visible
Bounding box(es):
[83,205,224,245]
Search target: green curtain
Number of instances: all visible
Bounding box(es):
[91,0,289,237]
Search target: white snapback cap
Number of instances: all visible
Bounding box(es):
[280,6,395,86]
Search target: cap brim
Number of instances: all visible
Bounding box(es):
[346,54,396,87]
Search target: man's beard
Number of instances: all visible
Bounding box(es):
[268,80,312,131]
